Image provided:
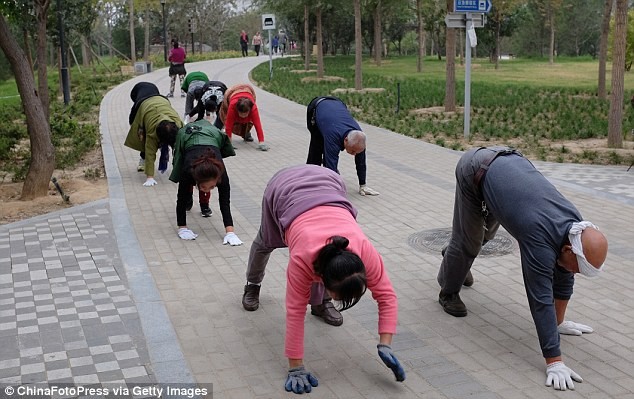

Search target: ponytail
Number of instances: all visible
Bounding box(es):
[191,149,224,184]
[313,235,367,311]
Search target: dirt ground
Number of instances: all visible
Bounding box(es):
[0,147,108,225]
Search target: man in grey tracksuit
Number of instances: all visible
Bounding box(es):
[438,146,608,391]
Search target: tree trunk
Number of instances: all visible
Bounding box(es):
[598,0,613,99]
[416,0,424,72]
[373,0,381,66]
[354,0,362,90]
[0,15,56,200]
[107,18,113,57]
[22,27,34,74]
[35,0,51,123]
[607,0,626,148]
[81,35,91,66]
[444,0,456,111]
[304,4,310,71]
[144,8,150,60]
[495,21,500,69]
[316,7,324,78]
[129,0,136,63]
[549,12,555,65]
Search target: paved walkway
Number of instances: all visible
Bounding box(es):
[1,56,634,399]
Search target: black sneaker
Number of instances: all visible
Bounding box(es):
[244,132,254,142]
[201,204,212,218]
[441,246,474,287]
[439,291,467,317]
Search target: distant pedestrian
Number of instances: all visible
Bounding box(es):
[271,35,279,54]
[252,32,262,56]
[125,82,182,186]
[306,96,379,196]
[167,40,186,98]
[240,30,249,57]
[218,84,269,151]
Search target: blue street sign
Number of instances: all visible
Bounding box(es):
[455,0,492,13]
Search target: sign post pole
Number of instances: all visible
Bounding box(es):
[262,14,276,80]
[464,14,472,139]
[449,0,491,139]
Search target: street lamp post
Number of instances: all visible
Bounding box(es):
[160,0,167,63]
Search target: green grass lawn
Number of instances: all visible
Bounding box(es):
[364,56,634,89]
[252,55,634,165]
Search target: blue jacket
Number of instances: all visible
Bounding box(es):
[314,98,367,185]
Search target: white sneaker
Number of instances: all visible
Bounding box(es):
[137,158,144,172]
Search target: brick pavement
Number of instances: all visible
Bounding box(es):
[1,55,633,399]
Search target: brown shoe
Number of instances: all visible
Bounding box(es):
[311,300,343,326]
[242,284,260,311]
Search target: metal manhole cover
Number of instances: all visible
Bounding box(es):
[408,227,516,257]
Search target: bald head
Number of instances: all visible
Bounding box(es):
[344,130,366,156]
[581,227,608,269]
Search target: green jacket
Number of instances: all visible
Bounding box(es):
[124,96,183,177]
[181,71,209,92]
[169,119,235,183]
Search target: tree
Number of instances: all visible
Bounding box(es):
[607,0,626,148]
[598,0,614,99]
[35,0,52,121]
[488,0,521,69]
[0,14,56,200]
[129,0,136,62]
[354,0,362,90]
[416,0,424,72]
[316,5,325,78]
[534,0,565,65]
[305,4,310,70]
[444,0,456,111]
[373,0,382,65]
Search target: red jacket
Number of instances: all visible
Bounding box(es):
[224,92,265,142]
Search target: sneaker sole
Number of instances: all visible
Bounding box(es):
[439,298,468,317]
[242,301,259,311]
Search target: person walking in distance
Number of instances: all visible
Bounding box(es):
[239,30,249,57]
[167,40,186,98]
[252,31,262,56]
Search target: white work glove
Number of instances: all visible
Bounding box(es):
[223,232,243,246]
[178,228,198,240]
[143,178,158,187]
[257,143,269,151]
[545,361,583,391]
[359,185,379,196]
[558,320,593,336]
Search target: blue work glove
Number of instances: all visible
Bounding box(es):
[377,344,406,382]
[284,366,319,394]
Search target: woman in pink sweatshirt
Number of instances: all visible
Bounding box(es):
[241,164,405,394]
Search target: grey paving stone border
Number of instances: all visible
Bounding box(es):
[99,91,196,385]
